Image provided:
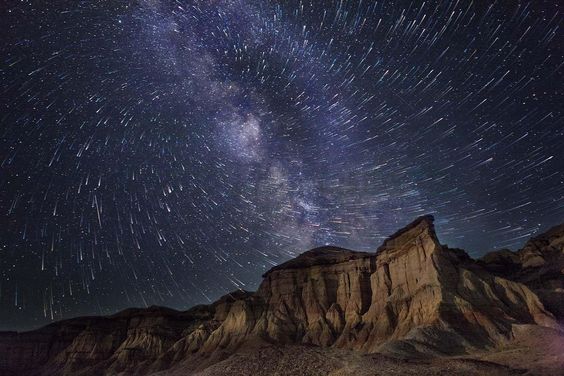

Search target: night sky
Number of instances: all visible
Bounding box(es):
[1,0,563,330]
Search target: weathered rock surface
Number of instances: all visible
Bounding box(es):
[480,223,564,320]
[1,215,562,376]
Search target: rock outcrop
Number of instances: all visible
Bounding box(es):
[0,215,562,376]
[480,223,564,321]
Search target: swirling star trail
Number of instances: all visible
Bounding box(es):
[1,0,563,329]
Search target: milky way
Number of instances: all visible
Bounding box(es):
[1,0,563,329]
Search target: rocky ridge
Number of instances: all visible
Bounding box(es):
[480,222,564,320]
[0,215,562,375]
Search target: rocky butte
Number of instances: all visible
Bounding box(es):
[1,215,563,375]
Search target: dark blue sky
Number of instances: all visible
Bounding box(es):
[1,0,563,330]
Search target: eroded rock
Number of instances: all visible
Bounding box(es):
[0,215,561,376]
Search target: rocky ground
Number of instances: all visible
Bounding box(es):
[189,344,523,376]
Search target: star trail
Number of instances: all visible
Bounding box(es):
[1,0,563,330]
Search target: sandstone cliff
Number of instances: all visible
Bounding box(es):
[0,216,562,376]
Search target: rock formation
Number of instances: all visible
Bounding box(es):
[480,222,564,321]
[0,215,562,375]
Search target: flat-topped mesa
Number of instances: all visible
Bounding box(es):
[263,246,372,276]
[256,244,377,347]
[262,215,439,279]
[260,215,438,275]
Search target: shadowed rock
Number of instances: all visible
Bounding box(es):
[481,222,564,321]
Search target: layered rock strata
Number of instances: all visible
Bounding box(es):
[0,215,561,375]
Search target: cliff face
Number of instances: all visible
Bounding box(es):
[0,216,562,376]
[249,216,557,355]
[480,223,564,321]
